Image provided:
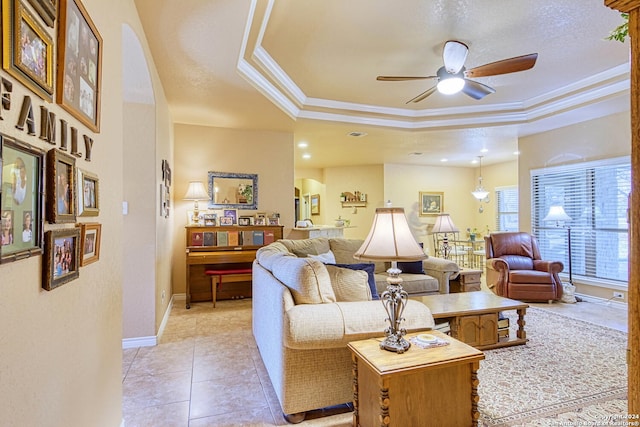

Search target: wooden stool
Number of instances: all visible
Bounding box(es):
[204,268,252,307]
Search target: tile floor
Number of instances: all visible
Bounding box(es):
[122,293,628,427]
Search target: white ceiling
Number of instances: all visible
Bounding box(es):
[133,0,631,168]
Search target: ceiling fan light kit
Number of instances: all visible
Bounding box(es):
[377,40,537,103]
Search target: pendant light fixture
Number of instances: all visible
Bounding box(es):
[471,156,490,201]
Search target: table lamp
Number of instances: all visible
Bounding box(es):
[431,213,459,259]
[183,181,210,224]
[354,207,427,353]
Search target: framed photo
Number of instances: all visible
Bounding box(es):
[238,216,253,226]
[223,208,238,225]
[77,168,98,216]
[42,227,80,290]
[268,217,280,226]
[311,194,320,215]
[203,213,217,226]
[1,0,54,100]
[79,222,100,266]
[1,135,45,263]
[219,216,234,226]
[419,191,444,216]
[56,0,103,132]
[26,0,57,27]
[254,217,266,226]
[46,149,76,223]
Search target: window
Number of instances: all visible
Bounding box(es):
[495,186,519,232]
[531,156,630,284]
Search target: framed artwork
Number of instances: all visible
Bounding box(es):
[203,213,217,226]
[26,0,57,27]
[268,217,280,226]
[79,222,100,266]
[1,135,45,263]
[42,227,80,290]
[223,208,238,225]
[77,168,98,216]
[238,216,252,226]
[46,149,76,223]
[56,0,103,132]
[310,194,320,215]
[419,191,444,216]
[254,217,266,226]
[1,0,54,100]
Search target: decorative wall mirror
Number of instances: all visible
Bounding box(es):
[207,171,258,210]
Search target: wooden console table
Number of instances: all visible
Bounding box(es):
[411,292,528,350]
[348,331,484,427]
[185,225,283,308]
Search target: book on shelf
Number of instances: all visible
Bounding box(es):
[228,230,239,246]
[498,328,509,341]
[253,230,264,245]
[242,230,254,246]
[191,232,204,246]
[433,320,450,334]
[264,231,275,244]
[497,316,510,330]
[202,232,215,247]
[216,231,229,246]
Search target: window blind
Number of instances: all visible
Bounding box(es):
[495,186,519,232]
[531,156,630,284]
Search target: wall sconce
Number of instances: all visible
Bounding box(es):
[183,181,209,224]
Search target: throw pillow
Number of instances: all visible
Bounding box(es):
[325,265,372,302]
[308,250,336,264]
[328,263,379,300]
[398,242,425,274]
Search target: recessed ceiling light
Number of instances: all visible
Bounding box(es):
[513,150,521,155]
[297,142,308,148]
[471,159,478,164]
[302,153,311,159]
[440,158,448,162]
[348,131,368,137]
[480,148,489,153]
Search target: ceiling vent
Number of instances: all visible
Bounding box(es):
[348,131,368,137]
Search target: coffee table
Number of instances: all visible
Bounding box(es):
[411,291,529,350]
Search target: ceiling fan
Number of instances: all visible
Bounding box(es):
[377,40,538,103]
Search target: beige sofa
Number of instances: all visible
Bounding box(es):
[252,238,455,422]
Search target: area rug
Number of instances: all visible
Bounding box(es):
[477,306,628,426]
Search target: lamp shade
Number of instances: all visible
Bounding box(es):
[431,213,459,234]
[354,207,426,261]
[183,181,209,201]
[543,205,572,222]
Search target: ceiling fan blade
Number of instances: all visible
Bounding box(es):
[443,40,468,74]
[465,53,538,78]
[462,79,496,100]
[377,75,437,81]
[406,85,437,103]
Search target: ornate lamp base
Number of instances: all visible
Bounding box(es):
[379,265,411,354]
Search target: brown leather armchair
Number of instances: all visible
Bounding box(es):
[484,232,564,302]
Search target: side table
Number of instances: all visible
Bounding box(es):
[450,268,482,292]
[348,331,484,427]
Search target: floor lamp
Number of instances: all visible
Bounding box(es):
[543,205,577,303]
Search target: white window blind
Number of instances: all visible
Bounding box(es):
[531,156,630,284]
[495,186,519,232]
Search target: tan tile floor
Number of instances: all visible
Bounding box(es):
[122,292,628,427]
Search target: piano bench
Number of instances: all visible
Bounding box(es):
[204,268,253,308]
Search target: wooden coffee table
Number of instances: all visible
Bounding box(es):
[411,292,528,350]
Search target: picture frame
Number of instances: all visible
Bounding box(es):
[419,191,444,216]
[254,217,266,226]
[219,216,234,226]
[310,194,320,215]
[79,222,100,266]
[77,168,98,216]
[238,216,251,226]
[268,217,280,226]
[46,149,76,223]
[1,135,45,263]
[223,208,238,225]
[56,0,103,132]
[26,0,57,27]
[42,227,80,290]
[203,213,217,226]
[1,0,54,100]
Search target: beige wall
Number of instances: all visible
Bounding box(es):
[0,0,154,424]
[171,124,294,295]
[518,112,631,299]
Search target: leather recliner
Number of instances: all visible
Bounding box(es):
[485,232,564,302]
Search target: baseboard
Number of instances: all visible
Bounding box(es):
[121,294,178,349]
[575,292,628,309]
